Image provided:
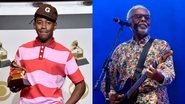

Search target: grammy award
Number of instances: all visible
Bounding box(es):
[0,42,11,68]
[7,61,31,92]
[71,40,89,66]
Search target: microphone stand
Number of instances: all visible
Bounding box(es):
[94,24,124,104]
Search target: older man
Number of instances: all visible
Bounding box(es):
[101,5,175,104]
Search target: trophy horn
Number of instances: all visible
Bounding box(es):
[10,61,26,71]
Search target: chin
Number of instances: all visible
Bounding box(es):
[137,27,148,35]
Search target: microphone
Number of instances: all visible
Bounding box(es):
[113,18,131,27]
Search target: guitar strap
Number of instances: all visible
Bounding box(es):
[132,38,154,82]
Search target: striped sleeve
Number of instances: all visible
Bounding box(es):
[65,52,84,84]
[15,48,22,66]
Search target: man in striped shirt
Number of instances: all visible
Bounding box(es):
[8,4,86,104]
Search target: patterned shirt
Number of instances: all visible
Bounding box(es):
[101,35,175,104]
[11,37,84,104]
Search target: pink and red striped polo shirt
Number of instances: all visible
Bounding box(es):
[12,38,84,104]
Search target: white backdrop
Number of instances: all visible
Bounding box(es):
[0,28,92,104]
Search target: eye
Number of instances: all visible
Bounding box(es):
[46,21,52,25]
[0,81,11,101]
[144,15,150,20]
[36,20,42,25]
[131,14,150,20]
[134,14,141,18]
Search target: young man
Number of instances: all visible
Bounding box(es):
[101,5,175,104]
[8,4,85,104]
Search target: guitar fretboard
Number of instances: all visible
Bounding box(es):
[127,73,147,98]
[126,61,158,98]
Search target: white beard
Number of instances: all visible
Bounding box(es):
[137,27,148,35]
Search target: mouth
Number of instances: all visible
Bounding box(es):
[39,31,49,35]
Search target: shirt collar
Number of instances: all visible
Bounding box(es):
[33,37,56,48]
[131,35,150,45]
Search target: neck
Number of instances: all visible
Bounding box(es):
[37,37,53,45]
[133,33,147,42]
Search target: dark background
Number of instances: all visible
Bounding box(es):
[93,0,185,103]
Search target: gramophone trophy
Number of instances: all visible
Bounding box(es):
[7,61,31,92]
[0,42,11,67]
[71,40,89,66]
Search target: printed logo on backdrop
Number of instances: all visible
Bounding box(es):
[69,82,89,99]
[70,40,89,66]
[0,81,11,101]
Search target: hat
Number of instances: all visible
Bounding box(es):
[34,4,58,22]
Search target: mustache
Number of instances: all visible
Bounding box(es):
[137,22,148,27]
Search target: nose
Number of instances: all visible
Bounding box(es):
[41,22,46,29]
[141,16,146,21]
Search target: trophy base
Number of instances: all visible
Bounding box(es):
[0,59,11,68]
[76,58,89,66]
[8,78,31,88]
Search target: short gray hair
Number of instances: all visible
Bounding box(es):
[126,5,150,20]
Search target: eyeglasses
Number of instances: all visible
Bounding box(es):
[130,14,150,20]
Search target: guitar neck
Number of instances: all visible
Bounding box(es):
[126,73,147,98]
[126,61,158,98]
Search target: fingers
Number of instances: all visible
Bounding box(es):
[109,90,116,99]
[9,86,22,93]
[112,101,121,104]
[146,65,156,78]
[109,93,124,104]
[109,93,117,102]
[149,65,155,72]
[146,68,152,78]
[117,94,124,98]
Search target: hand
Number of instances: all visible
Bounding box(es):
[109,91,124,104]
[146,65,164,83]
[146,65,157,79]
[7,76,22,93]
[9,86,22,93]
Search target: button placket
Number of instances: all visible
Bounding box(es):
[39,46,45,59]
